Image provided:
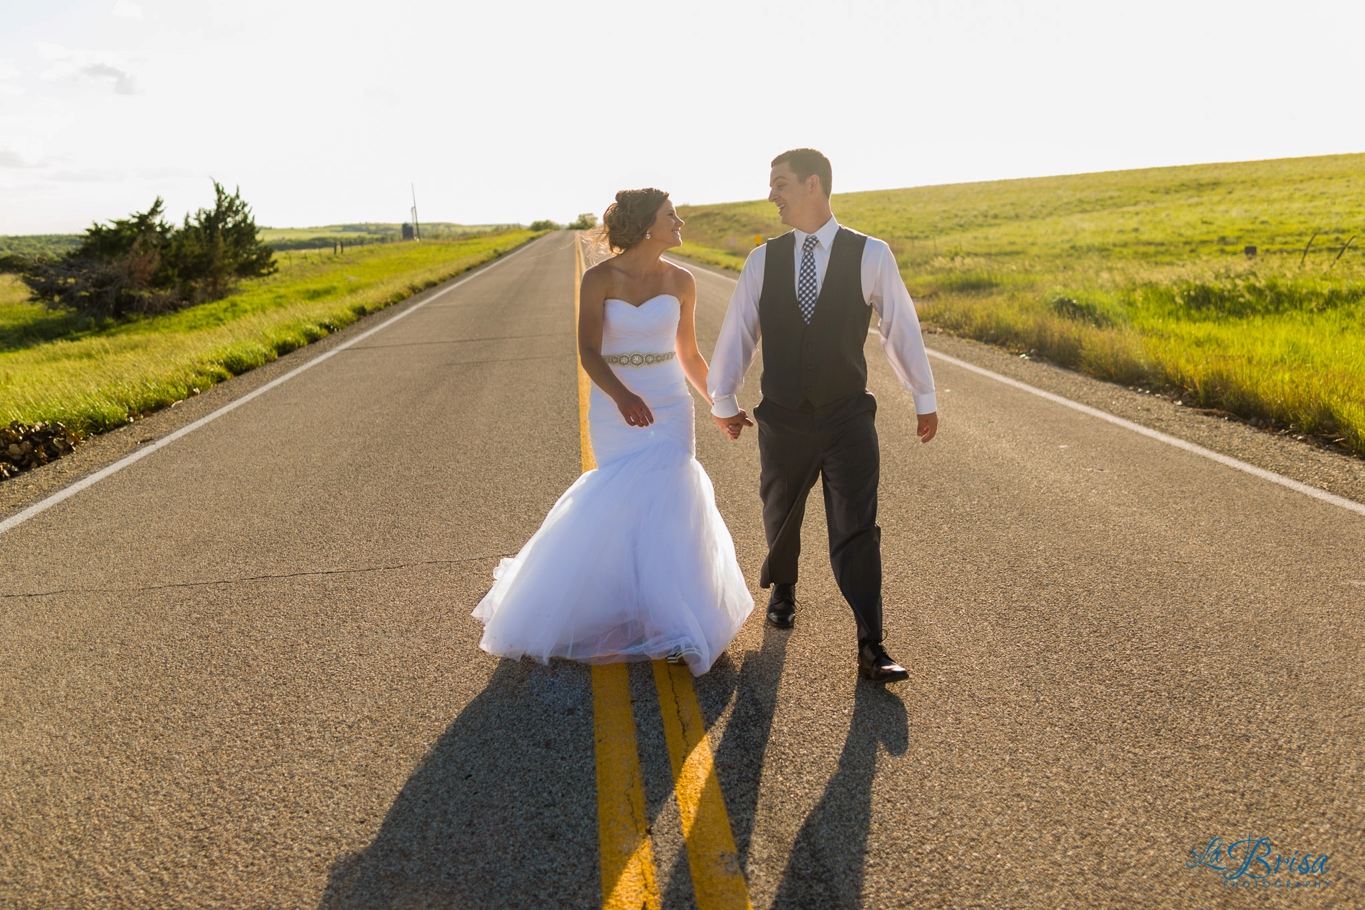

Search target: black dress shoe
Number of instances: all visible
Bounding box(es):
[766,583,796,629]
[858,642,909,683]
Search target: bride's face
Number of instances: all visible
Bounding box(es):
[647,201,685,249]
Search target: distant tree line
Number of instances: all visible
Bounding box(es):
[0,234,83,259]
[529,213,598,232]
[0,182,276,319]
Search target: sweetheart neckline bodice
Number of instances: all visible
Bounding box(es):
[605,293,679,310]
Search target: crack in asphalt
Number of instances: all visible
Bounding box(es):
[1,553,512,598]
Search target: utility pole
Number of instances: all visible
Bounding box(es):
[411,184,421,241]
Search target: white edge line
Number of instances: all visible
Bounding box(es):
[677,256,1365,519]
[0,239,539,536]
[924,348,1365,518]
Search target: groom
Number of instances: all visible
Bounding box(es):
[709,148,938,684]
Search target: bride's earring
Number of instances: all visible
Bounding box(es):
[646,231,652,239]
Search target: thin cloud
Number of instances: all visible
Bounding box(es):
[82,63,136,95]
[37,43,138,95]
[0,60,26,96]
[36,42,74,62]
[0,149,46,169]
[50,167,128,183]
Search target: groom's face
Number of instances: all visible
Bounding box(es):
[769,163,820,227]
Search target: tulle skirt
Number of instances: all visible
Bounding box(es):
[472,363,753,675]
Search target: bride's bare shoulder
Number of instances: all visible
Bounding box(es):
[581,259,619,292]
[663,257,693,282]
[663,260,696,297]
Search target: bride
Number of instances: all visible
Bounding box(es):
[473,188,754,675]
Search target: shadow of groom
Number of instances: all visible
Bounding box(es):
[772,682,909,909]
[318,659,600,910]
[700,623,793,873]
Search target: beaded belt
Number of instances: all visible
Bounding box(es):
[604,351,676,367]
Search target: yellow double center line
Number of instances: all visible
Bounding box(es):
[574,236,752,910]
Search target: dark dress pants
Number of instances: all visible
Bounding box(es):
[755,392,883,645]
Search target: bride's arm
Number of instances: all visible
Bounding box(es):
[673,272,711,405]
[578,268,654,427]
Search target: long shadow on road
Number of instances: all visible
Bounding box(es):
[703,623,792,872]
[772,683,909,909]
[319,659,599,910]
[632,623,791,908]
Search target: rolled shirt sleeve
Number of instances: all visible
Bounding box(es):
[863,239,937,415]
[707,245,767,419]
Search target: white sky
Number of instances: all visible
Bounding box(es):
[1,0,1363,235]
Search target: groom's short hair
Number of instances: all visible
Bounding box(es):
[771,148,832,198]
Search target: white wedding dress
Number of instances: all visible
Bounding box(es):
[473,294,753,675]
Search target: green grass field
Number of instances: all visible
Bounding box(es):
[676,153,1365,457]
[259,222,519,250]
[1,230,538,438]
[0,274,27,308]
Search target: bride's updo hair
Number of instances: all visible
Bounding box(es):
[595,188,669,253]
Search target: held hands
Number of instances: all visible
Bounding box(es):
[917,411,939,444]
[712,409,754,441]
[617,392,655,428]
[707,408,930,442]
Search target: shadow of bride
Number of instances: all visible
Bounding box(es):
[318,659,600,910]
[771,682,909,909]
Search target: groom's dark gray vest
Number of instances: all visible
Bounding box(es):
[758,228,871,410]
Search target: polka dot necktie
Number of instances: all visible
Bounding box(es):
[797,234,819,324]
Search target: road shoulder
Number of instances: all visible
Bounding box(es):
[920,331,1365,507]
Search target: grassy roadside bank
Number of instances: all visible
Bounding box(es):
[675,153,1365,459]
[0,230,539,468]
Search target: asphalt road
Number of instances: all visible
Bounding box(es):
[1,231,1361,908]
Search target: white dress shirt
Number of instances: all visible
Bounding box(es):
[708,216,938,418]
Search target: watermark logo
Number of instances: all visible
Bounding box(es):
[1187,836,1332,889]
